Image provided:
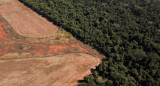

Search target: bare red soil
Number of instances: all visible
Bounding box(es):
[0,22,9,55]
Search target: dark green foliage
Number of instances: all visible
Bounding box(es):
[18,0,160,86]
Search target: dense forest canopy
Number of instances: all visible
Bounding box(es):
[18,0,160,86]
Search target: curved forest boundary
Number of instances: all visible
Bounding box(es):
[18,0,160,86]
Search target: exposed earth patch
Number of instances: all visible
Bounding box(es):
[0,0,104,86]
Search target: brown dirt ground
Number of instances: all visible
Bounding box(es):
[0,0,105,86]
[0,0,58,38]
[0,53,100,86]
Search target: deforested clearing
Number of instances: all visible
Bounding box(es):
[0,53,100,86]
[0,0,104,86]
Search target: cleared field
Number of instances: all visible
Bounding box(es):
[0,53,100,86]
[0,0,103,86]
[0,0,58,38]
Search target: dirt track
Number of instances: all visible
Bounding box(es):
[0,0,103,86]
